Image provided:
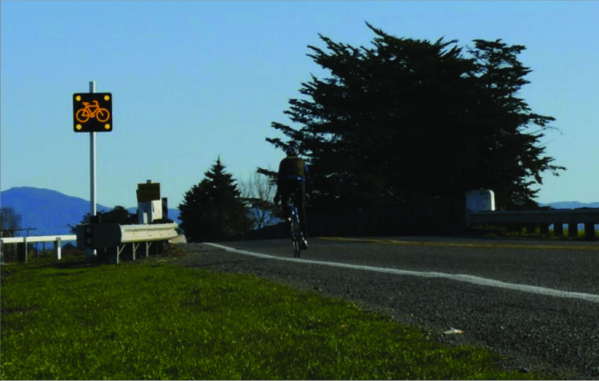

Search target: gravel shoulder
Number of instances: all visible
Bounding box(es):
[174,241,599,380]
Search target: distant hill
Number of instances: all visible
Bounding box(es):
[1,186,596,238]
[540,201,599,209]
[1,187,181,237]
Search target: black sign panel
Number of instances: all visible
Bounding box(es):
[137,183,161,202]
[73,93,112,132]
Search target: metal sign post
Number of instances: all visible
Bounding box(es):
[72,81,113,260]
[89,80,97,259]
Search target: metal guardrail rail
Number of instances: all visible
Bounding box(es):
[467,209,599,224]
[467,209,599,238]
[0,235,76,262]
[1,235,77,244]
[76,222,179,263]
[1,223,180,264]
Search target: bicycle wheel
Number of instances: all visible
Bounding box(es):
[76,109,90,123]
[290,207,301,258]
[96,108,110,122]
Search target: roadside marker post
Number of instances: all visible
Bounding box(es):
[90,81,97,259]
[73,80,113,260]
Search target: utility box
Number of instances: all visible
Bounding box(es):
[137,180,162,224]
[76,223,122,249]
[138,199,163,224]
[466,190,495,213]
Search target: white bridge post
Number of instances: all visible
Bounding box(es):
[55,237,62,260]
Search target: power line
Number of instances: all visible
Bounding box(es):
[0,227,37,236]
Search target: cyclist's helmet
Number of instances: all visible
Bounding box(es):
[286,146,299,156]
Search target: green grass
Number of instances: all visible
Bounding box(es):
[1,251,554,380]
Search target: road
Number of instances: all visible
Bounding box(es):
[205,236,599,296]
[177,236,599,378]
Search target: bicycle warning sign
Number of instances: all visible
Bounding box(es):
[73,93,112,132]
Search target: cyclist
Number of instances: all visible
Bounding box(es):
[274,146,309,250]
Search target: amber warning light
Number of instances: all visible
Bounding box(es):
[73,92,112,132]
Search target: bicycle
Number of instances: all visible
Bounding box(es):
[76,100,110,123]
[286,192,306,258]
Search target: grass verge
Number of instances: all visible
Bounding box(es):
[1,252,553,380]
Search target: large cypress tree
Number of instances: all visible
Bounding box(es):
[463,39,565,210]
[263,23,565,211]
[179,157,252,242]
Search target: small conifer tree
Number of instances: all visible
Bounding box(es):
[179,157,252,242]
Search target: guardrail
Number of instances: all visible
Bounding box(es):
[0,235,76,262]
[76,222,179,263]
[467,209,599,239]
[1,222,181,264]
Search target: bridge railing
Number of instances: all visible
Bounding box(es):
[467,209,599,239]
[1,222,181,264]
[0,235,76,263]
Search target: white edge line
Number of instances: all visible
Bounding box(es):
[202,242,599,304]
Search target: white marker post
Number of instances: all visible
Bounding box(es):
[88,80,97,259]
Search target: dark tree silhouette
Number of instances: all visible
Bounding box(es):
[1,206,22,237]
[179,157,253,242]
[69,205,134,233]
[262,23,565,211]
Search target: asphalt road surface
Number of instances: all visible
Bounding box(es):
[203,236,599,295]
[177,236,599,379]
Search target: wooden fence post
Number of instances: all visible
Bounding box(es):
[568,223,578,238]
[540,223,549,236]
[554,223,564,238]
[584,223,596,240]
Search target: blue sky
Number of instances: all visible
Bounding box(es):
[2,1,598,209]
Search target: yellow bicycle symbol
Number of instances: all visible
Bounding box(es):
[76,100,110,123]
